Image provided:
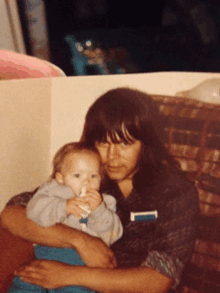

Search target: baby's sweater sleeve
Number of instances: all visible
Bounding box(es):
[26,180,79,228]
[87,194,123,246]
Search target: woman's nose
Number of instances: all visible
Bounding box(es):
[107,144,119,159]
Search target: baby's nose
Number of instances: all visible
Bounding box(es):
[82,178,91,187]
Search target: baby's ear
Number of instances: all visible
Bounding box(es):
[55,172,64,184]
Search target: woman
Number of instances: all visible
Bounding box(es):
[1,88,199,293]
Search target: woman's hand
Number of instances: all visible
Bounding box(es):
[15,260,75,289]
[75,233,117,268]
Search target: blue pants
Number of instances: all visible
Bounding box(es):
[8,245,95,293]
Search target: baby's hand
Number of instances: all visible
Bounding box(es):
[66,197,90,218]
[84,189,103,211]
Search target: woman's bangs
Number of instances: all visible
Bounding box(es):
[97,119,140,144]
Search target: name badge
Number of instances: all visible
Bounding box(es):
[130,210,158,222]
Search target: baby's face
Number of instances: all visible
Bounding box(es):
[56,151,101,196]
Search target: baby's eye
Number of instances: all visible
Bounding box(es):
[74,174,80,178]
[91,174,98,179]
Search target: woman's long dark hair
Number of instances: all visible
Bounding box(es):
[81,88,179,187]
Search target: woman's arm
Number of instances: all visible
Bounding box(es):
[75,266,173,293]
[0,205,116,268]
[16,259,173,293]
[1,205,80,247]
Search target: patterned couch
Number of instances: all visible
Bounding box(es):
[151,94,220,293]
[0,93,220,293]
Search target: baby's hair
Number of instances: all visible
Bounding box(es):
[51,142,102,179]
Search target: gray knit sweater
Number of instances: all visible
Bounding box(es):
[26,179,123,246]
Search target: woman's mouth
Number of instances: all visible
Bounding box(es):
[106,165,123,172]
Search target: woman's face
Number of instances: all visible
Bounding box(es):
[95,133,142,183]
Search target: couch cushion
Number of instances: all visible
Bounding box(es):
[150,95,220,293]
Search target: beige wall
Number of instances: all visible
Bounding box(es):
[2,71,220,212]
[0,79,51,212]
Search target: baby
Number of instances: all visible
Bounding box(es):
[9,142,123,293]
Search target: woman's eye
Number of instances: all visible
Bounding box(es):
[120,141,129,146]
[98,141,108,147]
[74,174,80,178]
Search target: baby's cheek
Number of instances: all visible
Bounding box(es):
[90,180,100,190]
